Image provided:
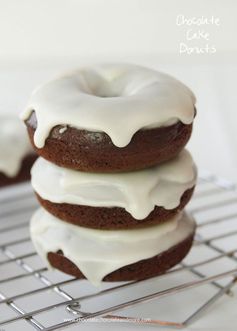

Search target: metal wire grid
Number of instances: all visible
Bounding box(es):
[0,174,236,330]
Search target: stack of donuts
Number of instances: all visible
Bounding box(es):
[21,64,197,286]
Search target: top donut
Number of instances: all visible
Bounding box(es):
[21,63,196,172]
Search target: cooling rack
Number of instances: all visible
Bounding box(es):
[0,172,237,330]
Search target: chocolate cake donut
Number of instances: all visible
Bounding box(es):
[21,64,196,172]
[31,149,197,229]
[30,208,196,284]
[25,113,193,173]
[0,115,36,187]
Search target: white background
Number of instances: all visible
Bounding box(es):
[0,0,236,58]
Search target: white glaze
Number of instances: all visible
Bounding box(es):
[21,63,196,148]
[30,208,195,286]
[31,149,197,219]
[0,115,32,177]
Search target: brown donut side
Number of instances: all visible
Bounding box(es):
[0,153,37,188]
[47,232,195,282]
[25,111,193,172]
[35,186,194,230]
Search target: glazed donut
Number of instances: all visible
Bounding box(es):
[31,208,196,285]
[31,149,197,229]
[21,64,196,172]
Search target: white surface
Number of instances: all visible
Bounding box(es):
[0,61,237,328]
[0,61,237,331]
[0,181,237,331]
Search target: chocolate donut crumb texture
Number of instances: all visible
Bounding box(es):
[26,112,193,172]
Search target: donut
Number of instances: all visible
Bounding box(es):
[31,149,197,229]
[30,208,196,285]
[21,64,196,172]
[0,115,37,187]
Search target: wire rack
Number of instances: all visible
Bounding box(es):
[0,173,237,331]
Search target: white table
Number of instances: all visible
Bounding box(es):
[0,58,236,330]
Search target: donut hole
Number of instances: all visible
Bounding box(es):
[78,66,161,98]
[79,70,127,98]
[85,83,122,98]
